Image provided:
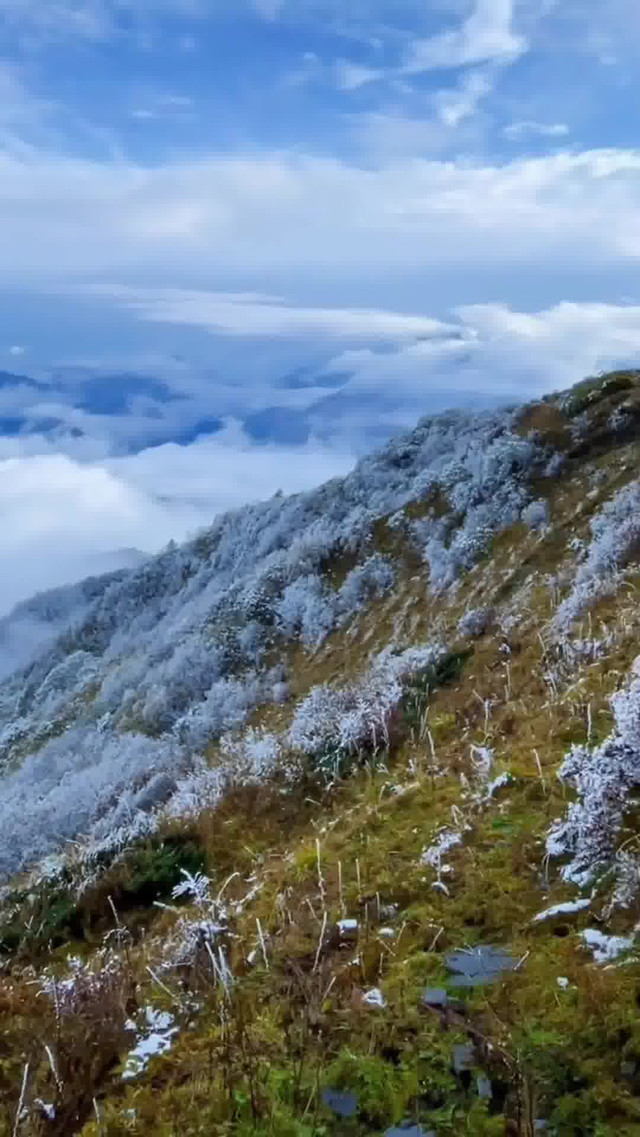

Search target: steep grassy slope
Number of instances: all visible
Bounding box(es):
[3,371,640,1135]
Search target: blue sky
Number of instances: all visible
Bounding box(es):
[1,0,640,609]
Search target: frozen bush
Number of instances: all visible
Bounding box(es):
[288,644,445,779]
[164,762,226,821]
[608,406,631,435]
[457,607,493,638]
[219,729,283,781]
[521,499,550,530]
[543,451,566,479]
[275,574,336,647]
[547,661,640,887]
[336,554,395,619]
[173,674,264,752]
[569,411,590,441]
[554,478,640,632]
[0,726,181,878]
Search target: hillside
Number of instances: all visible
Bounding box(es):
[3,371,640,1134]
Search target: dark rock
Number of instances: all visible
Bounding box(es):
[446,945,518,987]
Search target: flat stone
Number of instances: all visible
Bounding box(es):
[476,1073,492,1099]
[423,987,448,1007]
[446,945,518,987]
[453,1043,474,1073]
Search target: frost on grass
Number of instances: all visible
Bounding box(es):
[547,662,640,888]
[38,947,130,1036]
[553,478,640,633]
[158,870,232,987]
[362,987,387,1008]
[420,828,464,895]
[484,771,514,799]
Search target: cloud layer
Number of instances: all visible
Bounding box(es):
[1,148,640,284]
[2,294,640,615]
[1,0,640,614]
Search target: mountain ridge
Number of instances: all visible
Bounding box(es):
[2,370,640,1135]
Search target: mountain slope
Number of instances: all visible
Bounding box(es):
[3,371,640,1135]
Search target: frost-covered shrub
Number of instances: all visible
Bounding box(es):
[569,411,590,442]
[164,762,226,821]
[547,663,640,887]
[275,574,336,647]
[160,869,232,980]
[608,406,631,435]
[521,499,550,530]
[0,727,182,878]
[554,478,640,632]
[334,554,395,624]
[288,644,445,779]
[457,607,494,638]
[418,432,547,592]
[219,729,283,781]
[173,674,264,751]
[163,731,291,825]
[543,451,565,479]
[542,636,614,691]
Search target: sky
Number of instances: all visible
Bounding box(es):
[1,0,640,611]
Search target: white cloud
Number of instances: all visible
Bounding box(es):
[85,285,458,341]
[251,0,285,18]
[1,147,640,285]
[2,297,640,613]
[434,68,493,126]
[0,453,169,613]
[108,419,354,510]
[326,300,640,405]
[335,60,383,91]
[0,0,206,42]
[504,120,570,140]
[7,344,26,356]
[0,424,355,614]
[403,0,526,73]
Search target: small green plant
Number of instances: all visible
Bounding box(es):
[402,649,472,732]
[115,834,206,909]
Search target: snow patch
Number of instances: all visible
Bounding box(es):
[532,899,591,923]
[122,1007,179,1080]
[580,928,635,964]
